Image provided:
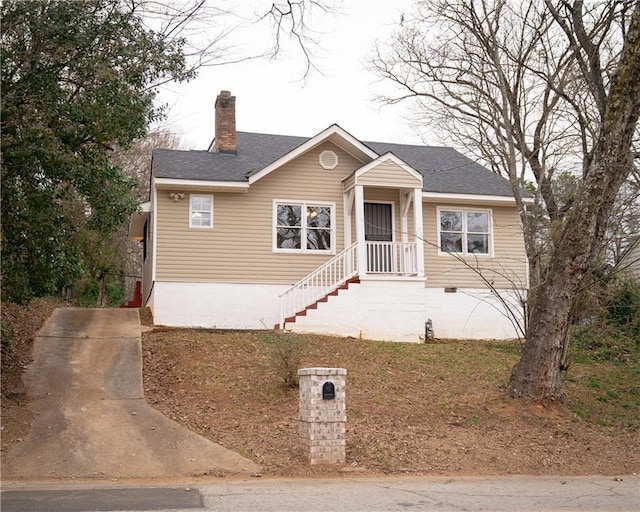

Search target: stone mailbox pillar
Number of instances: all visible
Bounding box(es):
[298,367,347,465]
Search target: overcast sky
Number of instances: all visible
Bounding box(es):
[154,0,435,150]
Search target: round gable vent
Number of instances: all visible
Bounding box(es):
[319,149,338,170]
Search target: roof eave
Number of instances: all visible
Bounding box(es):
[128,208,150,240]
[154,177,249,193]
[421,191,520,205]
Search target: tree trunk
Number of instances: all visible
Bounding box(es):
[510,3,640,401]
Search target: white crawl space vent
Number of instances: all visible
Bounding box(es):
[319,149,338,170]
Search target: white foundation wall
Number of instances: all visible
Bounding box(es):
[148,280,525,341]
[150,281,288,329]
[289,281,524,341]
[424,288,524,340]
[288,279,426,343]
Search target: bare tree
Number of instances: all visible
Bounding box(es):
[112,129,184,200]
[373,0,640,400]
[110,130,185,300]
[132,0,339,82]
[372,1,634,289]
[510,0,640,400]
[604,178,640,264]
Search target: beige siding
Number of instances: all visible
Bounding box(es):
[153,139,527,291]
[155,142,363,283]
[423,202,528,289]
[343,173,355,190]
[620,240,640,280]
[357,160,422,188]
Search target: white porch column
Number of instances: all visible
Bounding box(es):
[354,185,367,276]
[343,188,354,249]
[413,188,425,277]
[400,191,411,244]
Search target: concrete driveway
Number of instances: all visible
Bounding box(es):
[1,308,260,480]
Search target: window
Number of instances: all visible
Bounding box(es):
[274,201,334,252]
[189,194,213,228]
[439,208,491,255]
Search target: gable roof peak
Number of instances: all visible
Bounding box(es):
[245,124,379,184]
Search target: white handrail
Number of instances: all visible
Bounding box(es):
[278,241,419,328]
[279,242,359,328]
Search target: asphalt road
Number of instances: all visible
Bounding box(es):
[2,475,639,511]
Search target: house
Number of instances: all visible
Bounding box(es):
[128,90,529,342]
[619,236,640,281]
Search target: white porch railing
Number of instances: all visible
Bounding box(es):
[366,241,418,275]
[278,241,419,329]
[279,242,359,328]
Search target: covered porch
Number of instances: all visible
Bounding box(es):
[279,153,425,329]
[342,153,425,278]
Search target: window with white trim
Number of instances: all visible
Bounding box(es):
[439,208,491,255]
[274,201,334,252]
[189,194,213,228]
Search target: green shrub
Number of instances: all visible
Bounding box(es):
[74,278,100,307]
[104,275,125,306]
[571,321,639,364]
[72,274,126,307]
[607,278,640,333]
[570,277,640,364]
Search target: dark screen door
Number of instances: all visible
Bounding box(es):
[365,203,393,272]
[364,203,392,241]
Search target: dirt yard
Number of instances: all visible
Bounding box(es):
[140,309,639,478]
[2,305,638,479]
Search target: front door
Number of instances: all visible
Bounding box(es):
[364,203,393,273]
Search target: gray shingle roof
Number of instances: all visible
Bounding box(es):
[365,141,515,196]
[153,131,516,197]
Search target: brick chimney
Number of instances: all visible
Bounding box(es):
[212,90,236,154]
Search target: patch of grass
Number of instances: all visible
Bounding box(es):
[564,362,640,429]
[486,340,523,356]
[606,389,620,400]
[564,297,640,430]
[569,297,640,366]
[587,376,602,388]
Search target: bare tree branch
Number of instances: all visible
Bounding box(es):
[372,0,640,400]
